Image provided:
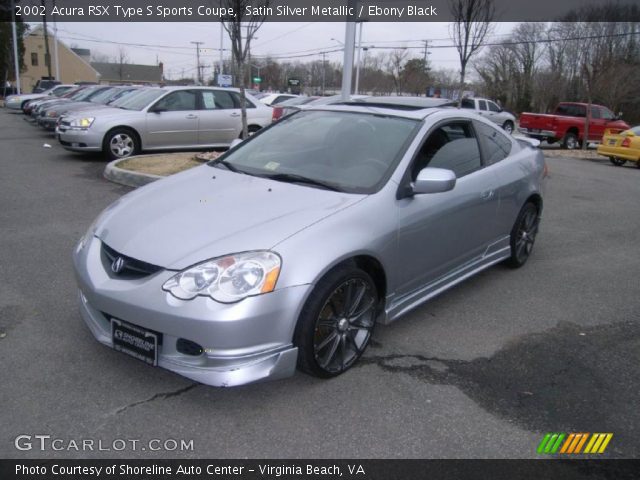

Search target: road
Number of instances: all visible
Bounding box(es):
[0,110,639,459]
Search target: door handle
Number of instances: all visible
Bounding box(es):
[480,189,495,200]
[230,112,240,117]
[185,114,198,119]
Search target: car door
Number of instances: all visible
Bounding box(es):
[487,100,502,125]
[477,99,488,117]
[145,90,199,148]
[395,120,500,297]
[197,89,242,145]
[589,106,607,141]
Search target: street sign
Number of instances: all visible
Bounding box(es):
[217,74,232,87]
[253,77,262,83]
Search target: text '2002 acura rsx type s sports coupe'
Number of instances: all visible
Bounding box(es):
[73,98,547,387]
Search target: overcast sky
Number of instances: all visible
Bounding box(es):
[42,21,519,80]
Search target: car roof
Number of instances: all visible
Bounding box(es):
[305,96,460,120]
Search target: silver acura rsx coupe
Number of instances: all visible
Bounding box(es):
[73,99,547,387]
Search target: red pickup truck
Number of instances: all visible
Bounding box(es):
[519,102,629,149]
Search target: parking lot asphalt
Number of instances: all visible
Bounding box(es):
[1,110,639,459]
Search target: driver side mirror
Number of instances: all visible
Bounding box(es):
[412,168,457,195]
[148,105,166,114]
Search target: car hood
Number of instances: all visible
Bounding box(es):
[96,166,364,270]
[67,106,139,121]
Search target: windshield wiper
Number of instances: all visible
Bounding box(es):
[258,172,342,191]
[210,157,241,173]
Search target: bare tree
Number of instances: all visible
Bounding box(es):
[114,46,129,82]
[221,0,268,138]
[386,49,408,94]
[448,0,495,100]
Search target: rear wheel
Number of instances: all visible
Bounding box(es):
[240,125,261,139]
[609,157,626,166]
[294,265,378,378]
[502,121,514,135]
[562,133,580,150]
[505,203,540,268]
[104,128,139,160]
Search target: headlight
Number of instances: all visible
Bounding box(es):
[69,117,95,128]
[47,110,58,117]
[163,251,281,303]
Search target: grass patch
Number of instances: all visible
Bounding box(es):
[117,153,204,176]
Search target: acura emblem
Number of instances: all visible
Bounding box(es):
[111,257,125,273]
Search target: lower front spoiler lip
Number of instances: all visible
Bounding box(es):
[78,291,298,387]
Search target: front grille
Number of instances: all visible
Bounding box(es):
[101,242,162,278]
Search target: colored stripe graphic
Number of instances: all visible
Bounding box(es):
[539,433,613,454]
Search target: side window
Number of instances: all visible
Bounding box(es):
[412,122,482,180]
[476,122,512,165]
[478,100,488,111]
[231,92,256,109]
[488,101,500,112]
[201,90,236,110]
[460,98,474,109]
[153,90,197,112]
[601,108,615,120]
[31,53,38,66]
[590,106,601,119]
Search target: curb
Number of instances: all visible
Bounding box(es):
[103,156,163,188]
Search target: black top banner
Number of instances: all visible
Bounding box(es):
[1,0,640,22]
[2,459,640,480]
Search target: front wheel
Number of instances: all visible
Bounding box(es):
[502,121,514,135]
[609,157,626,167]
[294,265,378,378]
[104,128,139,160]
[505,203,540,268]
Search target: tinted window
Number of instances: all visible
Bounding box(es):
[556,104,586,117]
[231,92,256,109]
[273,95,294,105]
[476,122,512,165]
[488,101,500,112]
[460,98,474,109]
[153,90,197,111]
[212,110,419,194]
[590,107,601,119]
[478,100,488,111]
[413,122,482,179]
[601,108,615,120]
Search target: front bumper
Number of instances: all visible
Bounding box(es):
[5,99,23,110]
[74,236,311,387]
[58,127,103,152]
[39,116,58,131]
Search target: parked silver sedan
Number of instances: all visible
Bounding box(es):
[73,101,546,387]
[58,87,273,159]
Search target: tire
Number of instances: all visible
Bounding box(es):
[609,157,626,167]
[562,133,580,150]
[505,202,540,268]
[502,121,514,135]
[294,264,379,378]
[104,128,139,161]
[240,125,261,139]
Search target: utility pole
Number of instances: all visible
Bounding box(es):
[219,23,224,80]
[341,22,357,100]
[423,40,431,71]
[53,0,60,80]
[321,51,326,95]
[354,21,364,95]
[191,41,203,84]
[10,0,21,93]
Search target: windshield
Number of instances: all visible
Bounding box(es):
[88,87,119,104]
[210,110,419,194]
[113,88,165,110]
